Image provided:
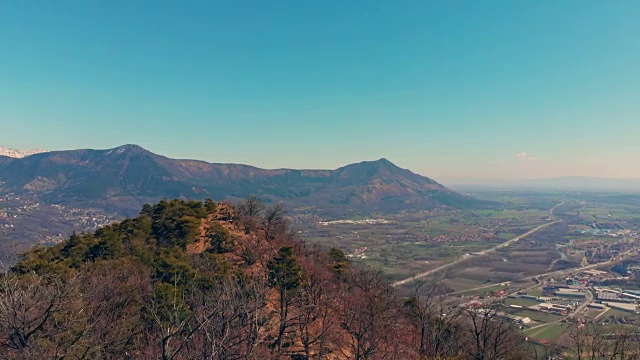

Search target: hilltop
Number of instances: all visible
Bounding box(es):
[0,144,483,216]
[0,145,494,266]
[1,199,526,359]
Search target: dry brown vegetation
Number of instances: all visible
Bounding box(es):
[0,198,533,359]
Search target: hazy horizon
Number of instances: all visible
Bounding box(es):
[3,144,640,187]
[1,1,638,180]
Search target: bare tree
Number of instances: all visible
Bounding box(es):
[560,322,640,360]
[608,325,640,360]
[338,267,400,360]
[562,322,590,360]
[0,273,88,358]
[187,275,269,359]
[144,273,194,360]
[459,302,522,360]
[267,246,305,355]
[405,280,462,359]
[261,204,287,242]
[237,196,265,234]
[294,253,339,359]
[79,259,150,358]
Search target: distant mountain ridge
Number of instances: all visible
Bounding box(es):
[0,144,482,216]
[0,155,13,165]
[447,176,640,192]
[0,145,48,158]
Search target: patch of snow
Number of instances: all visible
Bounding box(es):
[0,146,48,158]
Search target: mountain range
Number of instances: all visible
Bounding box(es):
[0,146,48,159]
[0,144,481,216]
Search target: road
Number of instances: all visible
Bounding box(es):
[513,256,631,333]
[533,252,632,281]
[525,288,595,332]
[549,202,565,216]
[475,220,562,256]
[569,287,594,319]
[391,217,563,288]
[525,251,635,335]
[448,254,623,297]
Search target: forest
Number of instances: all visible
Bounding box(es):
[0,198,631,359]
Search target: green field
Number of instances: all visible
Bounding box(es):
[452,284,508,296]
[510,309,564,323]
[599,308,640,321]
[525,323,568,340]
[441,277,486,292]
[528,288,544,297]
[497,232,517,240]
[584,308,607,319]
[300,208,530,281]
[503,298,541,307]
[297,191,640,288]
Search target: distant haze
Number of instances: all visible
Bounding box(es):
[444,176,640,193]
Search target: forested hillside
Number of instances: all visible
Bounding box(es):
[0,145,491,264]
[1,198,528,359]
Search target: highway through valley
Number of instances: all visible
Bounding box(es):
[391,215,563,288]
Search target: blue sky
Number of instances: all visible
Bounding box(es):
[1,1,639,180]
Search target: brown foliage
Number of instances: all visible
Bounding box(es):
[1,198,534,359]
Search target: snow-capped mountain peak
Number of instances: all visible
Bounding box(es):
[0,146,48,158]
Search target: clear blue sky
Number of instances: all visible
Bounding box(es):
[1,1,639,180]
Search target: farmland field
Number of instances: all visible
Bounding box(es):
[296,189,640,346]
[297,206,549,281]
[510,309,564,324]
[525,323,568,340]
[503,298,541,307]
